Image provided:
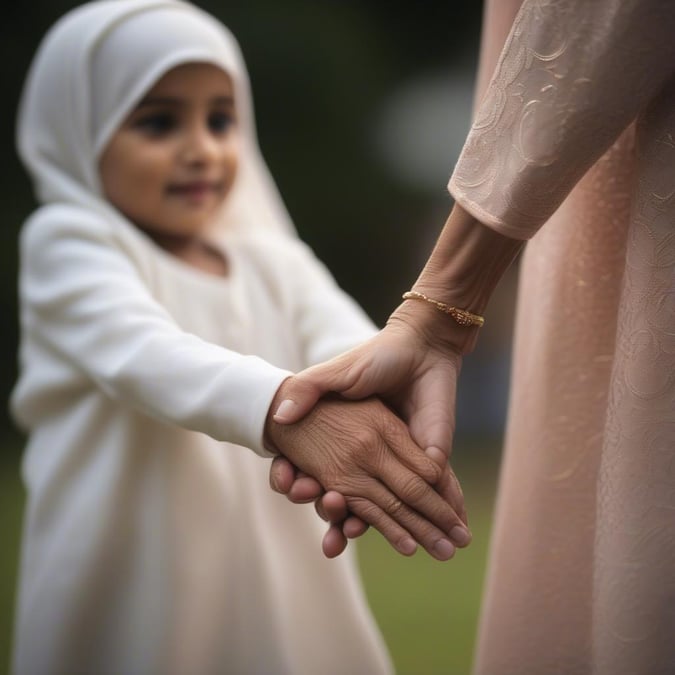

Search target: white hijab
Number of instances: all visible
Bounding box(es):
[17,0,295,237]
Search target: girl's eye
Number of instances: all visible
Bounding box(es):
[133,113,177,136]
[208,111,235,134]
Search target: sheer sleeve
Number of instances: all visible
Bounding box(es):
[449,0,675,239]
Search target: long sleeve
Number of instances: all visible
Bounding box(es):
[12,209,290,457]
[449,0,675,239]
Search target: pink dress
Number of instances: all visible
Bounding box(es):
[450,1,675,673]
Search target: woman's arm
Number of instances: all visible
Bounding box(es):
[271,205,523,457]
[452,0,675,239]
[269,0,675,557]
[269,205,519,556]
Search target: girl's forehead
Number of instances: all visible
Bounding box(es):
[134,64,237,115]
[146,62,234,94]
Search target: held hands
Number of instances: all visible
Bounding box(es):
[267,206,520,557]
[267,299,473,558]
[265,378,468,561]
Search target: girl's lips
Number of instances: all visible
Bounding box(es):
[167,181,223,204]
[168,181,221,195]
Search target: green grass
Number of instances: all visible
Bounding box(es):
[0,441,500,675]
[357,449,498,675]
[0,449,24,675]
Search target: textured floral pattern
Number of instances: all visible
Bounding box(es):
[450,0,675,239]
[594,75,675,675]
[449,1,675,674]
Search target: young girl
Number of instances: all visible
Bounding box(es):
[8,1,439,672]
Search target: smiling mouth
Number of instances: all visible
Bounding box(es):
[167,181,223,198]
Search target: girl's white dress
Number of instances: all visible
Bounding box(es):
[12,210,392,675]
[12,2,392,673]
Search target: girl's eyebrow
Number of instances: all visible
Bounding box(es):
[136,95,234,108]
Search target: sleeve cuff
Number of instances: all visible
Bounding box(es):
[213,355,291,458]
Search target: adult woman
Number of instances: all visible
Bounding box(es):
[268,1,675,673]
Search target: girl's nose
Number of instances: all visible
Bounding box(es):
[181,125,220,165]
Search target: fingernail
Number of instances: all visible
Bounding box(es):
[398,537,417,556]
[274,399,297,421]
[433,539,455,560]
[450,526,472,547]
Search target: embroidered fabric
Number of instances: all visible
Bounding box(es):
[450,0,675,240]
[449,2,675,673]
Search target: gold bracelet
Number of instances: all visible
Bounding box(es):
[402,290,485,327]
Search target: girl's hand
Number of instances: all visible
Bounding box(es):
[269,458,467,558]
[265,379,469,561]
[268,300,470,556]
[272,299,466,461]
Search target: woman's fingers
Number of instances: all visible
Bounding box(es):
[269,455,296,494]
[315,491,349,522]
[343,516,368,539]
[273,359,353,425]
[287,476,324,503]
[269,456,324,502]
[375,416,471,545]
[317,494,367,559]
[322,524,348,558]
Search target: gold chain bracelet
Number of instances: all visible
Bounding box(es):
[402,290,485,328]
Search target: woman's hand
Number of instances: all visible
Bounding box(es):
[272,299,466,460]
[269,205,521,556]
[265,378,469,561]
[268,299,471,556]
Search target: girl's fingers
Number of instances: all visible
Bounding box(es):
[344,496,419,558]
[346,482,456,561]
[436,467,470,531]
[378,454,471,548]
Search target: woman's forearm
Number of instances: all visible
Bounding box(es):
[394,204,523,354]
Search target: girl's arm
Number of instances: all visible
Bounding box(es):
[16,211,289,456]
[17,210,466,558]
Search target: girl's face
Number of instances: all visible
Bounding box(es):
[99,63,239,239]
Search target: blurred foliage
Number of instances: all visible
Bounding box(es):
[1,1,483,443]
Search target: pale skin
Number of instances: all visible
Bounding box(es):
[269,204,524,556]
[99,62,470,560]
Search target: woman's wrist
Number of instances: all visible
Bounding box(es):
[413,203,524,312]
[397,203,523,355]
[388,298,478,355]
